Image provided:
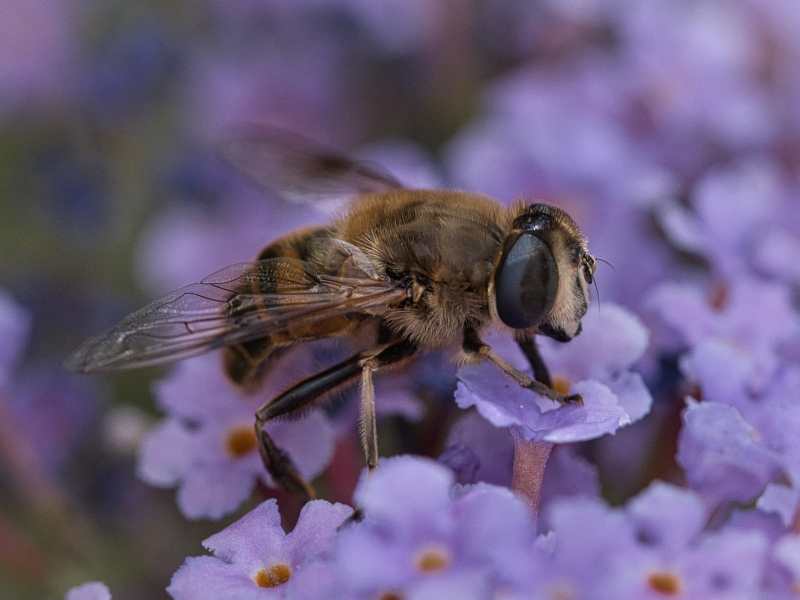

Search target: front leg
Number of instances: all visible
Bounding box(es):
[462,328,582,405]
[516,336,552,388]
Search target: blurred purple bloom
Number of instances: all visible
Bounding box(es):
[726,510,798,598]
[337,455,539,598]
[0,290,102,476]
[655,160,784,278]
[774,535,800,591]
[64,582,111,600]
[755,223,800,285]
[678,399,784,507]
[456,303,652,443]
[751,188,800,285]
[136,192,328,296]
[138,353,335,520]
[444,62,664,205]
[757,483,800,529]
[649,276,800,392]
[437,443,481,487]
[356,138,444,189]
[679,340,800,508]
[336,0,445,55]
[183,24,363,145]
[0,0,77,118]
[9,370,101,475]
[541,482,769,600]
[621,1,776,160]
[0,290,31,387]
[81,23,177,122]
[168,499,352,599]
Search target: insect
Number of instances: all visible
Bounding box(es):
[65,127,597,502]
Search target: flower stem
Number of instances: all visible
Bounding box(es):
[509,425,553,527]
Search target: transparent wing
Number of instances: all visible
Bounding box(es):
[65,258,405,373]
[215,125,403,203]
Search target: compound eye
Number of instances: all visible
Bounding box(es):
[494,232,559,329]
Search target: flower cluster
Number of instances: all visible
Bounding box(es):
[137,457,800,600]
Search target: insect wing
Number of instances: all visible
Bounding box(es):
[64,258,404,373]
[216,125,403,204]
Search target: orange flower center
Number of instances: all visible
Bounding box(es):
[647,570,682,595]
[253,563,291,588]
[414,545,451,573]
[552,376,572,396]
[225,424,258,458]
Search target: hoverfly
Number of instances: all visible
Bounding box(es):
[65,127,597,502]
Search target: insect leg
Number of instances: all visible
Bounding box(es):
[357,340,418,474]
[254,339,417,502]
[462,328,582,405]
[516,336,552,387]
[345,340,417,525]
[255,354,363,502]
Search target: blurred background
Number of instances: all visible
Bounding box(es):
[2,0,800,598]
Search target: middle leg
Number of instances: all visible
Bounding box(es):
[254,339,417,502]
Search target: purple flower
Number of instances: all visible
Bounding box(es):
[677,399,784,507]
[167,498,352,599]
[337,455,539,598]
[755,222,800,286]
[655,160,783,279]
[537,304,650,418]
[678,340,800,508]
[64,582,111,600]
[648,276,800,392]
[137,352,335,520]
[541,482,769,600]
[455,303,652,443]
[622,2,775,160]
